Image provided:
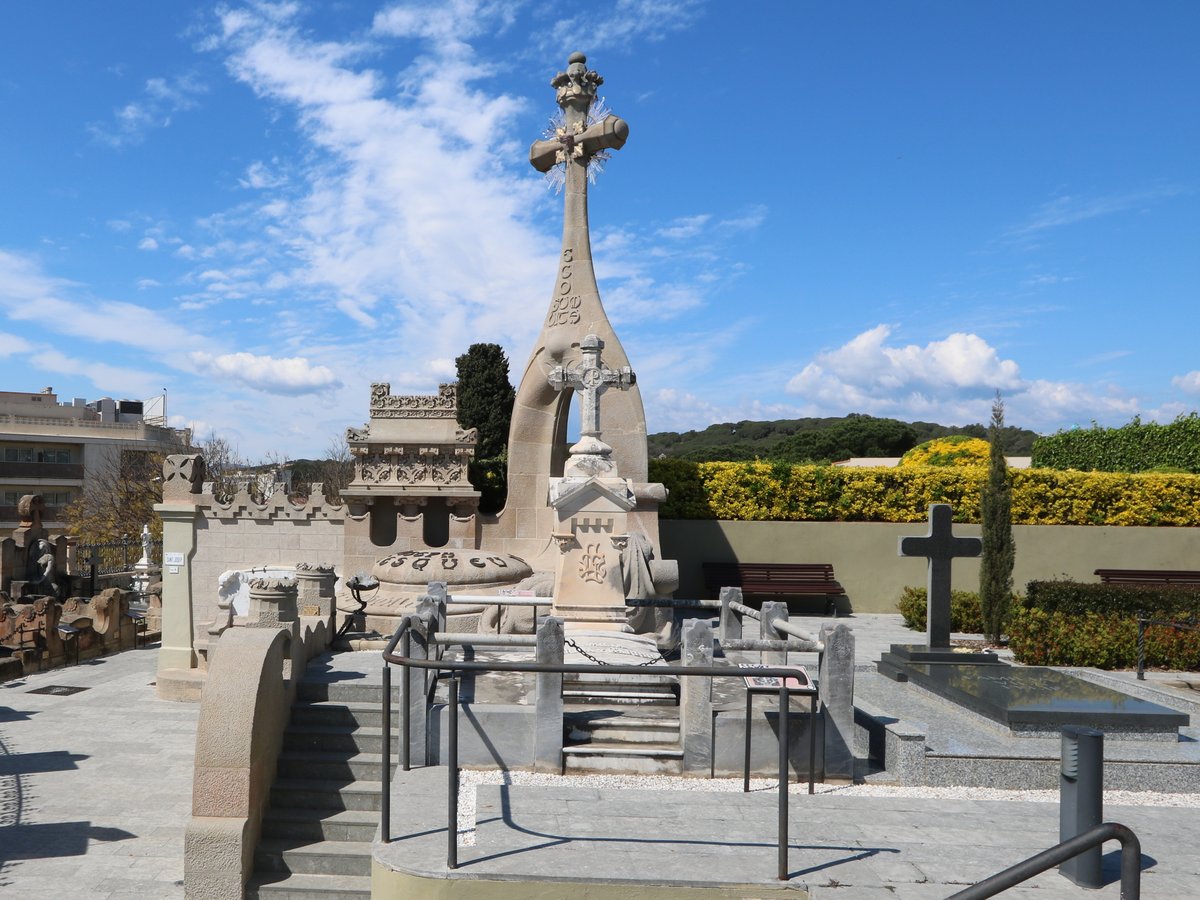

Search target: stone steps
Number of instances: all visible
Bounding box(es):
[246,871,371,899]
[565,709,681,744]
[250,662,380,900]
[563,742,685,775]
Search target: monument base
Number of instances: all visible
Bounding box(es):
[878,642,1001,681]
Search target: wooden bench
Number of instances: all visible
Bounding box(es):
[1095,569,1200,587]
[703,562,845,599]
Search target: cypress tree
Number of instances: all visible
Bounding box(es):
[454,343,516,460]
[980,391,1015,641]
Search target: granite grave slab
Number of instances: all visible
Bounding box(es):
[900,661,1188,737]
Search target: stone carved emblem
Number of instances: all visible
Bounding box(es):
[579,543,607,584]
[162,454,206,499]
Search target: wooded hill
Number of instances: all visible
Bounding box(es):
[647,414,1040,464]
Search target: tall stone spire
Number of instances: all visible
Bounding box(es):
[497,52,652,563]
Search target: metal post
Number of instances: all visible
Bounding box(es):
[402,630,411,772]
[447,675,459,870]
[1136,614,1146,680]
[381,663,391,843]
[743,688,753,792]
[808,693,817,795]
[778,682,789,880]
[1060,726,1104,888]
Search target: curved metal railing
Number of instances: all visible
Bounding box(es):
[947,821,1141,899]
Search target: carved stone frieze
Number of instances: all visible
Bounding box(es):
[369,382,457,419]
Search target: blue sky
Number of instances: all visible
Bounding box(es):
[1,1,1197,459]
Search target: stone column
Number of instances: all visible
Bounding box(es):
[153,454,205,683]
[718,586,743,643]
[759,601,789,665]
[681,618,714,774]
[533,616,565,773]
[819,622,856,782]
[294,563,337,625]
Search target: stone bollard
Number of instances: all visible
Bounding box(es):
[533,616,565,772]
[681,618,714,773]
[759,601,789,665]
[245,577,299,677]
[818,622,855,781]
[294,563,337,626]
[719,586,743,643]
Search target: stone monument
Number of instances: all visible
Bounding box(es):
[0,495,67,600]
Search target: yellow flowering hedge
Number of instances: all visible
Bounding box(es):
[899,436,991,468]
[650,458,1200,526]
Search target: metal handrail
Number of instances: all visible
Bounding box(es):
[947,821,1141,900]
[379,614,818,881]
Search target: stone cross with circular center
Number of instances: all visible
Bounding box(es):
[548,334,635,456]
[899,503,982,649]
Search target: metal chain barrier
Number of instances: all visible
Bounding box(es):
[563,636,665,667]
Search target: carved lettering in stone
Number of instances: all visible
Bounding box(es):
[546,249,581,327]
[579,543,607,584]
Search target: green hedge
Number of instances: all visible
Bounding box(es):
[896,587,986,633]
[1006,580,1200,669]
[1023,579,1200,618]
[649,458,1200,526]
[1032,413,1200,473]
[1007,608,1200,669]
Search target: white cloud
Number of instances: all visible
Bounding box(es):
[0,331,35,357]
[89,73,207,148]
[189,350,342,395]
[1005,186,1184,242]
[657,214,710,240]
[547,0,705,49]
[135,278,161,290]
[138,237,159,251]
[783,324,1146,431]
[239,160,288,190]
[208,2,550,361]
[1173,371,1200,395]
[787,325,1022,401]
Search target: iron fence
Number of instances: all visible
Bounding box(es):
[77,535,162,576]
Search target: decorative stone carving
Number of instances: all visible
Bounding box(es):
[163,454,206,501]
[370,383,458,419]
[371,550,531,589]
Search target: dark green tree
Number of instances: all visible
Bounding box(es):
[455,343,516,460]
[979,392,1015,641]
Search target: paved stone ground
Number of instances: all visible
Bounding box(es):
[0,644,195,899]
[3,616,1198,898]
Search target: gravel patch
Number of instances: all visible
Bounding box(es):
[454,770,1200,845]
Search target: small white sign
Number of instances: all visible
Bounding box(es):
[168,565,180,575]
[165,552,185,566]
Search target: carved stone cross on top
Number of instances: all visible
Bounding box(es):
[529,52,629,178]
[549,334,635,462]
[899,504,981,649]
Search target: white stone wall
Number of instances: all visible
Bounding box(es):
[190,502,344,634]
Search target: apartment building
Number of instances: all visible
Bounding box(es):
[0,387,191,533]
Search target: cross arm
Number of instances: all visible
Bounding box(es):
[529,115,630,173]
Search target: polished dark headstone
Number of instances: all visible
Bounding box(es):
[900,662,1187,735]
[879,643,1001,676]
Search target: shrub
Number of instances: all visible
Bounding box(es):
[899,436,990,468]
[897,587,987,634]
[1032,413,1200,473]
[649,459,1200,526]
[1007,607,1200,669]
[1006,580,1200,668]
[1023,580,1200,619]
